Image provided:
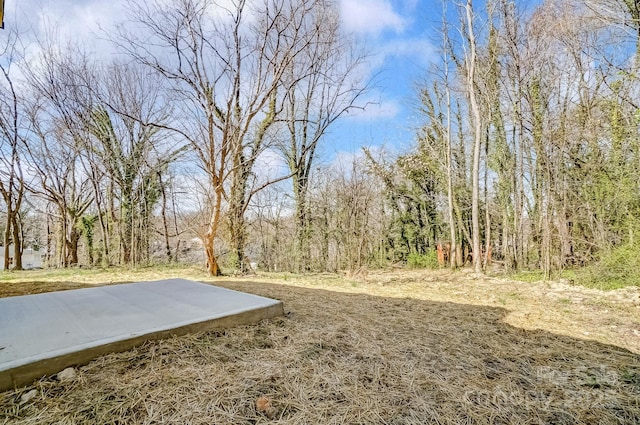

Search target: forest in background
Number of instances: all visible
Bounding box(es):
[1,0,639,286]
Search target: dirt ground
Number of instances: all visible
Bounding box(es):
[1,268,639,424]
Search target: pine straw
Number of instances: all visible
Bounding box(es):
[1,273,640,424]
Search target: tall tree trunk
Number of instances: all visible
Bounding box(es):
[515,96,526,269]
[88,165,110,266]
[97,207,109,266]
[444,21,457,269]
[11,212,22,270]
[157,172,172,262]
[46,210,53,266]
[171,183,181,263]
[204,233,221,276]
[484,130,491,271]
[204,182,224,276]
[0,58,24,271]
[465,0,483,273]
[3,222,10,270]
[59,216,67,267]
[67,224,81,266]
[228,160,250,274]
[293,172,311,273]
[120,188,133,265]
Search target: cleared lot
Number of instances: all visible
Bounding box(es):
[1,268,639,424]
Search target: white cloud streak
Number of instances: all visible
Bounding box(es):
[340,0,406,36]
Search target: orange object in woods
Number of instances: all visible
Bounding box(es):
[436,243,445,267]
[437,242,452,267]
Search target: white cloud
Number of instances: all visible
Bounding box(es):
[2,0,127,56]
[340,0,406,36]
[362,37,436,74]
[380,38,437,67]
[48,1,127,48]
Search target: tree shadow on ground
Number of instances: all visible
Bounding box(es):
[1,279,639,425]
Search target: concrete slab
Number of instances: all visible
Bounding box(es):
[0,279,283,391]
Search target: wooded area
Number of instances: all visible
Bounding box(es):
[1,0,639,280]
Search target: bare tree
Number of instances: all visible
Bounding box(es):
[462,0,484,273]
[114,0,234,274]
[303,157,383,272]
[85,63,179,266]
[583,0,640,57]
[22,44,96,266]
[277,0,368,272]
[117,0,360,275]
[25,114,94,266]
[249,183,292,272]
[439,3,458,269]
[0,28,26,270]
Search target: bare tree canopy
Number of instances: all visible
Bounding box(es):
[112,0,369,274]
[1,0,640,286]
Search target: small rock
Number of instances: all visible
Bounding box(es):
[256,396,276,419]
[19,389,37,405]
[57,367,77,382]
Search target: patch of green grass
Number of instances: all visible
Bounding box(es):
[558,269,578,281]
[407,251,439,269]
[620,369,640,389]
[582,375,607,389]
[509,269,576,284]
[576,272,640,290]
[574,242,640,290]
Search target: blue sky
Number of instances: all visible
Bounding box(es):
[337,0,438,157]
[4,0,441,161]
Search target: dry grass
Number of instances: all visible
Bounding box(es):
[1,267,639,424]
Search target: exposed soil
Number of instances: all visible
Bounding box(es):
[1,268,639,424]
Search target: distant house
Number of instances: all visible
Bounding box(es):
[0,245,43,269]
